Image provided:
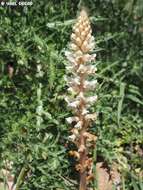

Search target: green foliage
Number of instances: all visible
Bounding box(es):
[0,0,143,189]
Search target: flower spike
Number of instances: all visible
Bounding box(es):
[65,8,98,190]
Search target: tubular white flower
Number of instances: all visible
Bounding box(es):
[89,36,95,44]
[83,54,93,62]
[71,128,79,136]
[65,96,80,108]
[90,80,98,86]
[67,87,76,94]
[74,121,83,129]
[86,65,97,74]
[66,116,79,124]
[81,108,89,115]
[86,95,98,104]
[71,33,76,41]
[68,77,81,86]
[88,42,95,51]
[67,86,80,94]
[77,92,85,100]
[65,51,76,64]
[91,53,97,61]
[68,100,80,108]
[77,64,97,75]
[70,43,79,51]
[85,113,97,121]
[68,134,76,141]
[66,65,74,71]
[77,64,87,74]
[75,50,83,57]
[78,53,96,64]
[65,96,70,104]
[83,80,97,90]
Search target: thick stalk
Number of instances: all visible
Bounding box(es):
[79,131,87,190]
[79,72,87,190]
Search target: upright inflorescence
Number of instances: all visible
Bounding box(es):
[65,9,98,190]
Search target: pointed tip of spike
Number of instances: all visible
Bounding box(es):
[79,7,89,18]
[80,9,87,17]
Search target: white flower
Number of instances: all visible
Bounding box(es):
[65,96,70,104]
[77,64,97,75]
[65,50,72,58]
[74,121,83,129]
[89,36,95,44]
[88,42,95,51]
[68,100,80,108]
[77,64,87,73]
[68,77,80,85]
[65,97,80,108]
[90,53,96,61]
[70,77,80,86]
[68,134,76,141]
[71,33,76,41]
[90,80,98,87]
[67,87,76,94]
[66,117,79,124]
[83,80,90,88]
[65,51,76,64]
[85,113,97,121]
[75,50,83,57]
[71,128,79,135]
[83,80,97,90]
[70,43,78,51]
[66,76,80,87]
[87,65,97,74]
[81,108,89,115]
[66,65,74,71]
[82,54,92,62]
[82,53,96,62]
[67,86,80,94]
[86,95,98,104]
[77,92,85,100]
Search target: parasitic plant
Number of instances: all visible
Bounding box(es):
[65,9,98,190]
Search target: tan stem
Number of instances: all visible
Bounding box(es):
[79,131,87,190]
[79,72,87,190]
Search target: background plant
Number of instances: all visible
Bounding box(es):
[0,0,143,189]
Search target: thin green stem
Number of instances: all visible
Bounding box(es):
[15,166,28,190]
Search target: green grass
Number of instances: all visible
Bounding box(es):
[0,0,143,189]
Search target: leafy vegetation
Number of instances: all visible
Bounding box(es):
[0,0,143,189]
